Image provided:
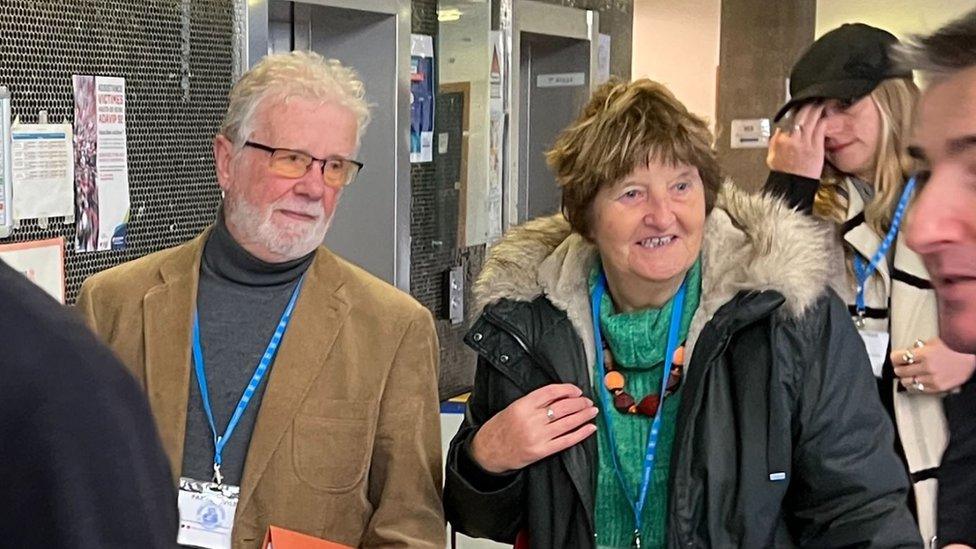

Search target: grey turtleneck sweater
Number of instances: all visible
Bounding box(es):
[181,212,314,486]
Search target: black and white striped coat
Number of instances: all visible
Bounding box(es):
[834,177,946,546]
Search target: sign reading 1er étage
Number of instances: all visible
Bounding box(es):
[537,72,586,88]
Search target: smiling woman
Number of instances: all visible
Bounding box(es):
[587,161,706,312]
[444,78,922,548]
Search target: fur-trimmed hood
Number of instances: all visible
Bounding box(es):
[473,182,840,368]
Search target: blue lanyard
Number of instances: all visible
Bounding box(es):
[191,273,306,485]
[591,272,686,547]
[852,177,917,319]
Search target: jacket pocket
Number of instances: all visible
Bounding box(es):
[291,403,373,493]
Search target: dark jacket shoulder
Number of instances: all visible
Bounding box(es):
[0,261,178,548]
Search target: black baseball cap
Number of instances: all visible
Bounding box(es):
[774,23,912,122]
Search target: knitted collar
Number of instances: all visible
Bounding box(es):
[589,259,702,369]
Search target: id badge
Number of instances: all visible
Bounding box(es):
[177,477,239,549]
[858,330,890,379]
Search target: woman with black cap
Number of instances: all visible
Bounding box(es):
[765,22,976,547]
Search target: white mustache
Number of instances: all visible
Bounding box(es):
[275,202,325,218]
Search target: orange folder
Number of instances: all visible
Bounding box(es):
[262,526,354,549]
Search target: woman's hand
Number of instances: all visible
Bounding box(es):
[891,337,976,394]
[469,383,598,474]
[767,103,828,179]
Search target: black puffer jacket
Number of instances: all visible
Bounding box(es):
[445,185,922,548]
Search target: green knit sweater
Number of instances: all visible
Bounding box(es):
[590,259,701,549]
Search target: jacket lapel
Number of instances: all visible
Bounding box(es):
[143,231,209,481]
[892,233,931,283]
[236,249,351,514]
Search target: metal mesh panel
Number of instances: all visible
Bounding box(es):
[0,0,233,303]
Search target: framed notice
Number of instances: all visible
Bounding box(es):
[0,237,66,303]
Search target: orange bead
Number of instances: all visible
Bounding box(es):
[672,345,685,366]
[604,371,626,391]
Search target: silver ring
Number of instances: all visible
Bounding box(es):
[911,376,925,392]
[792,123,803,134]
[903,350,916,364]
[546,407,555,422]
[914,339,925,349]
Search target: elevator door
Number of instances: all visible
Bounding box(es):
[306,5,399,284]
[518,32,591,222]
[267,0,405,288]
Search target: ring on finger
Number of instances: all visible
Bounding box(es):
[903,350,916,364]
[546,407,555,422]
[912,377,925,392]
[914,339,925,349]
[792,123,803,134]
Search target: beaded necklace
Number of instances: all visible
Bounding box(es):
[601,334,685,417]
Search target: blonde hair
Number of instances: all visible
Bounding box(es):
[546,78,720,238]
[220,51,371,147]
[813,77,920,237]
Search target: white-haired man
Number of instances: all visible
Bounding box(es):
[900,9,976,548]
[77,51,444,549]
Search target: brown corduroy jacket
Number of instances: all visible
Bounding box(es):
[76,229,445,548]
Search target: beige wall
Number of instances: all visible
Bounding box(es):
[716,0,816,191]
[816,0,973,38]
[631,0,721,126]
[631,0,972,123]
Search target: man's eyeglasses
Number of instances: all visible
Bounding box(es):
[244,141,364,188]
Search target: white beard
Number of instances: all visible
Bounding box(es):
[224,191,333,261]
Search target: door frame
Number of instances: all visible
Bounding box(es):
[508,0,599,227]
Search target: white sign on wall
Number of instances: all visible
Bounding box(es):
[10,123,75,222]
[730,118,771,149]
[72,74,131,252]
[597,34,611,84]
[0,237,65,303]
[0,87,12,237]
[537,72,586,88]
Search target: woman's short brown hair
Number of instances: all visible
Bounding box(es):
[546,78,721,237]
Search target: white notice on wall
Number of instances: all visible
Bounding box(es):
[537,72,586,88]
[597,34,611,84]
[410,35,435,164]
[487,30,505,242]
[730,118,771,149]
[0,87,13,237]
[73,75,131,252]
[490,30,504,102]
[11,123,75,221]
[0,237,66,303]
